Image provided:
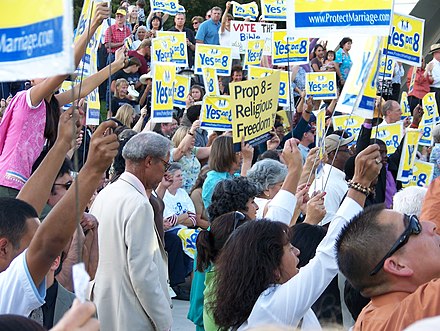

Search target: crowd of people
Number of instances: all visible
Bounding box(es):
[0,1,440,331]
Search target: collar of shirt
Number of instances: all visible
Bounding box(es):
[120,171,148,198]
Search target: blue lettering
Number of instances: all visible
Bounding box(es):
[155,81,173,104]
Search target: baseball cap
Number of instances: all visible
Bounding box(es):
[325,134,354,154]
[116,8,127,16]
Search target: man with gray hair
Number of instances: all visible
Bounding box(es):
[91,132,173,331]
[393,186,428,217]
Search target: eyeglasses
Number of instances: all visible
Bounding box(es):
[158,157,171,171]
[192,21,199,25]
[233,211,246,231]
[370,214,422,276]
[53,180,73,190]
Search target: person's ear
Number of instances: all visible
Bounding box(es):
[383,257,414,278]
[0,237,12,259]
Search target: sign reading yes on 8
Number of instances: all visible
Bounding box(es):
[203,67,220,96]
[156,31,188,67]
[200,96,232,131]
[272,30,309,65]
[151,62,176,123]
[173,74,190,108]
[332,115,364,140]
[195,44,232,76]
[305,72,337,100]
[248,66,290,107]
[261,0,286,21]
[376,122,404,155]
[384,13,425,66]
[150,0,180,15]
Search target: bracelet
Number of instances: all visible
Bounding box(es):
[348,180,372,196]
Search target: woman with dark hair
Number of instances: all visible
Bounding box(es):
[0,7,124,199]
[196,211,250,331]
[334,37,353,87]
[201,135,253,209]
[148,15,163,38]
[310,44,325,72]
[207,176,259,222]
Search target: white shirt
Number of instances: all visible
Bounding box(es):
[219,29,240,59]
[255,190,297,225]
[0,249,46,316]
[239,197,363,330]
[309,163,348,225]
[430,58,440,88]
[163,188,196,231]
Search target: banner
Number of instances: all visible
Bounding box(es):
[332,114,365,139]
[200,95,232,131]
[354,42,382,119]
[151,36,173,63]
[0,0,73,81]
[420,92,439,146]
[248,66,290,107]
[400,91,411,118]
[315,108,326,159]
[378,54,395,80]
[397,129,421,181]
[272,30,309,65]
[261,0,286,21]
[150,0,181,15]
[376,122,403,154]
[156,31,188,67]
[151,62,176,123]
[305,72,337,100]
[286,0,394,37]
[335,36,381,115]
[173,74,190,108]
[202,67,220,96]
[230,71,280,149]
[402,160,434,187]
[244,39,265,69]
[231,1,259,21]
[383,13,425,66]
[230,21,276,55]
[194,44,232,76]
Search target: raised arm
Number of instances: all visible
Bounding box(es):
[29,3,110,107]
[26,121,119,288]
[220,2,231,33]
[17,107,82,214]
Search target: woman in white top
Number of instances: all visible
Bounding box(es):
[219,2,240,59]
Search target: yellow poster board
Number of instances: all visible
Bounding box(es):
[397,129,422,181]
[151,62,176,123]
[272,30,309,65]
[195,44,233,76]
[200,95,231,131]
[305,72,337,100]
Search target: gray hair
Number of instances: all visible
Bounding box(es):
[167,162,182,174]
[433,124,440,144]
[122,132,171,162]
[246,159,287,193]
[382,100,398,117]
[393,186,428,217]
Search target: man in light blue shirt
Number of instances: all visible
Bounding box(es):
[195,6,222,45]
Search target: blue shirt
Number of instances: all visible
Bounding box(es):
[195,19,221,45]
[335,48,352,80]
[202,171,232,209]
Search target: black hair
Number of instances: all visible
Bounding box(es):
[150,15,163,30]
[0,198,38,249]
[339,37,352,48]
[187,104,202,123]
[291,223,327,268]
[44,95,61,150]
[0,315,46,331]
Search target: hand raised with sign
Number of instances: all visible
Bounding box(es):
[92,2,112,30]
[353,144,382,188]
[411,104,424,127]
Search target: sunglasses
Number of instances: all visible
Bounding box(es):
[158,157,172,171]
[192,21,199,25]
[370,214,422,276]
[53,180,73,190]
[233,211,246,231]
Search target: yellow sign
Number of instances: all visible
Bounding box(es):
[203,67,220,96]
[231,1,259,21]
[305,72,337,100]
[287,0,394,37]
[332,115,365,139]
[272,30,309,65]
[420,92,438,146]
[408,66,417,94]
[397,129,422,181]
[150,0,181,15]
[195,44,233,76]
[156,31,188,67]
[378,54,395,80]
[402,160,434,187]
[384,13,425,66]
[200,95,231,131]
[230,71,281,148]
[261,0,286,21]
[376,122,404,154]
[248,66,290,107]
[336,36,382,115]
[151,62,176,123]
[244,39,265,69]
[315,108,326,159]
[401,91,411,118]
[354,43,382,119]
[173,74,191,108]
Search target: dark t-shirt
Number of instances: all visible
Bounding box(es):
[310,58,323,72]
[109,96,136,116]
[112,69,140,86]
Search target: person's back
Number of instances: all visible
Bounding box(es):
[91,176,171,330]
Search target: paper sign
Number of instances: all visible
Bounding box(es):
[244,39,265,69]
[194,44,232,76]
[203,67,220,96]
[397,128,421,181]
[231,1,259,21]
[230,21,276,55]
[173,74,190,108]
[156,31,188,67]
[272,30,309,65]
[305,72,337,100]
[261,0,286,21]
[248,66,290,107]
[151,62,176,123]
[200,95,232,131]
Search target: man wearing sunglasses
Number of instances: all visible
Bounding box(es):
[336,203,440,331]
